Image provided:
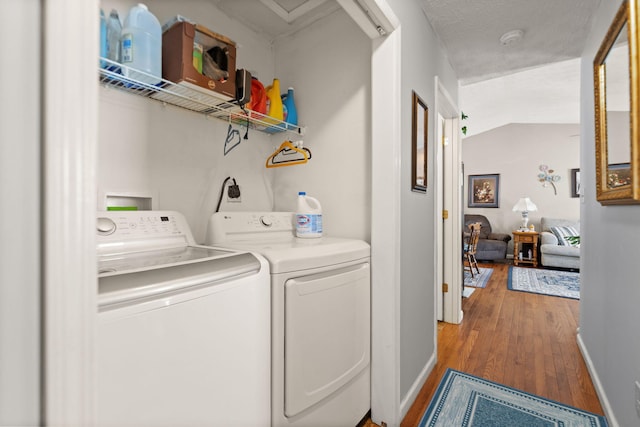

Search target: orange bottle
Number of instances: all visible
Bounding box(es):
[247,78,267,114]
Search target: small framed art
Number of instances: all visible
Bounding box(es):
[468,174,500,208]
[571,168,580,198]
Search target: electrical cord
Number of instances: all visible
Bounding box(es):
[240,105,250,140]
[215,176,237,212]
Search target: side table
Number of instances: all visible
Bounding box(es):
[512,230,539,267]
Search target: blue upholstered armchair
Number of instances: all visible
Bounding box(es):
[463,214,511,261]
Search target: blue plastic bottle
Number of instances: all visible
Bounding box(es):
[99,9,108,68]
[282,87,298,127]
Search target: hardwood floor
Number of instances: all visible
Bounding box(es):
[400,262,604,427]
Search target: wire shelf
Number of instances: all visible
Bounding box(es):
[98,58,303,136]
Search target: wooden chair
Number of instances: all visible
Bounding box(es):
[464,222,481,278]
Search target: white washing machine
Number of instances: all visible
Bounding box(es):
[96,211,270,427]
[206,212,371,427]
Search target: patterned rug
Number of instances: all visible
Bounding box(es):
[419,369,608,426]
[464,267,493,288]
[508,266,580,299]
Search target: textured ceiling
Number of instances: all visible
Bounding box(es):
[420,0,601,84]
[211,0,341,40]
[209,0,601,84]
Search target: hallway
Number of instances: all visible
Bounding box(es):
[401,263,604,426]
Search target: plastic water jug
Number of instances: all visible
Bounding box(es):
[121,3,161,85]
[295,192,322,238]
[106,9,122,63]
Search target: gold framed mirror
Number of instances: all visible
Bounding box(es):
[594,0,640,204]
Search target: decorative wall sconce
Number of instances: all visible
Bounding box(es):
[538,164,561,195]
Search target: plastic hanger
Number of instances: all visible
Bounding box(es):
[224,123,241,155]
[266,140,310,168]
[279,140,312,161]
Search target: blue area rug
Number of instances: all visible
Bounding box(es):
[508,266,580,299]
[419,369,607,426]
[464,267,493,289]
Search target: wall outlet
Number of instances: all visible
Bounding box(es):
[227,184,241,203]
[635,381,640,418]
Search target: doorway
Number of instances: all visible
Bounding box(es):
[434,78,463,324]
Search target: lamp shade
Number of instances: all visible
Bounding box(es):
[512,197,538,212]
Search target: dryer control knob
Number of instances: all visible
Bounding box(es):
[97,217,116,235]
[260,216,273,227]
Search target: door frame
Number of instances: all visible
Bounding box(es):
[434,77,463,324]
[370,25,402,426]
[435,112,445,321]
[43,0,98,423]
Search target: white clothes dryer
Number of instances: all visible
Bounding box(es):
[96,211,270,427]
[206,212,371,427]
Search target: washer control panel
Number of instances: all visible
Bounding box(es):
[97,212,181,237]
[206,212,295,244]
[96,211,197,254]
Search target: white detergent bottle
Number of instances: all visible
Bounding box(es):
[295,192,322,238]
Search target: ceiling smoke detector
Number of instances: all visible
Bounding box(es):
[500,29,524,46]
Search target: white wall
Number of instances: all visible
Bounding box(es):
[0,1,41,424]
[386,0,459,411]
[463,123,580,237]
[271,10,371,241]
[579,1,640,426]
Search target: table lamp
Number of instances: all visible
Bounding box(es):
[512,197,538,230]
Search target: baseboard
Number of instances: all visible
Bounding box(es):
[399,351,436,421]
[576,331,619,427]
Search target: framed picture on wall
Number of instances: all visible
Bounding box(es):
[571,168,580,198]
[468,174,500,208]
